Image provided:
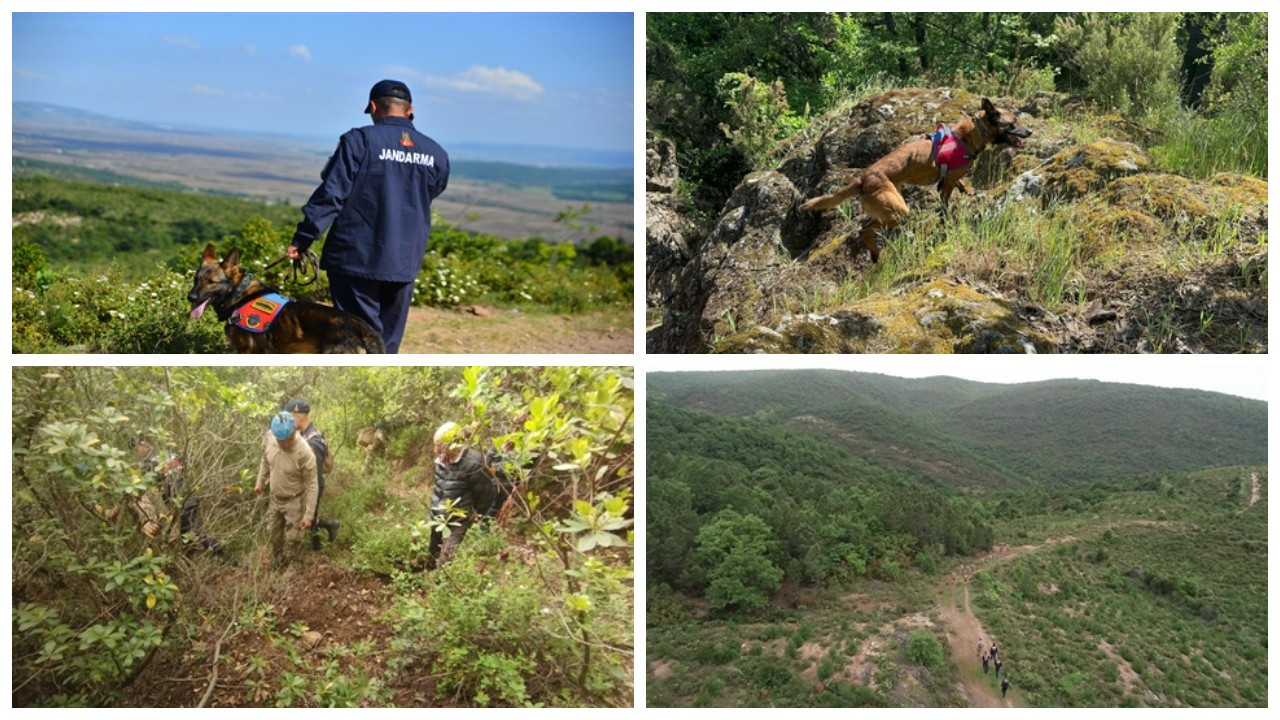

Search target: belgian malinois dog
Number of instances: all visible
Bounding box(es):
[801,97,1031,262]
[188,244,385,353]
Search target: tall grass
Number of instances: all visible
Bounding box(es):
[845,200,1086,309]
[1150,105,1267,179]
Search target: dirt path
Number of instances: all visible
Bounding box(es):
[938,581,1010,707]
[935,520,1190,708]
[399,306,631,354]
[1248,472,1261,507]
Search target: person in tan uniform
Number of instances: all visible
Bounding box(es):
[256,412,318,566]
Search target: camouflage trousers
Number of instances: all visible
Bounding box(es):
[268,495,307,565]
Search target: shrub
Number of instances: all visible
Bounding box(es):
[14,266,228,354]
[716,72,805,169]
[1055,13,1181,118]
[906,630,944,670]
[695,639,740,665]
[386,527,623,707]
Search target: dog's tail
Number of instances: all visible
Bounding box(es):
[800,177,862,212]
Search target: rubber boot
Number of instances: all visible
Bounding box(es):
[317,518,340,544]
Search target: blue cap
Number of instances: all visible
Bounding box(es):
[271,411,296,440]
[365,79,412,113]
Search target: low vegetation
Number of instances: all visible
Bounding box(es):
[12,177,632,353]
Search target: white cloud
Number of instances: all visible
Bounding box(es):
[161,35,200,50]
[387,64,544,102]
[190,83,225,97]
[289,45,312,62]
[452,65,543,101]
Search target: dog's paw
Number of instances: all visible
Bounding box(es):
[800,198,824,212]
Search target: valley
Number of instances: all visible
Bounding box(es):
[646,370,1267,708]
[14,104,633,244]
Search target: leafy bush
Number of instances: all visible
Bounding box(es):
[1055,13,1182,118]
[716,72,805,169]
[14,266,228,354]
[386,523,629,707]
[906,630,944,670]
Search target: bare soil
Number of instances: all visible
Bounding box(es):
[128,558,441,708]
[398,306,632,354]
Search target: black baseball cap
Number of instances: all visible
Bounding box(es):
[285,398,310,413]
[365,79,412,113]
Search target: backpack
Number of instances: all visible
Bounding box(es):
[301,425,334,476]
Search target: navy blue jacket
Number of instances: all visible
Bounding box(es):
[292,116,449,283]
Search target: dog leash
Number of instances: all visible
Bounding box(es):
[262,249,320,287]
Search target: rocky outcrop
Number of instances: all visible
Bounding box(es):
[714,279,1052,354]
[646,132,692,308]
[1005,139,1149,202]
[647,87,1268,353]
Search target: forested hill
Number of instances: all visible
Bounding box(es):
[650,370,1266,489]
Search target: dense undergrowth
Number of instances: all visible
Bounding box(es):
[12,366,634,707]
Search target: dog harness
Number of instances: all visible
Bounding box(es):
[230,293,290,333]
[929,123,973,189]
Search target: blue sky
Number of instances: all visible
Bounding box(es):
[12,12,633,151]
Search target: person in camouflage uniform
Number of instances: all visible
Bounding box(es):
[284,398,341,549]
[128,436,223,554]
[256,412,318,566]
[426,421,499,570]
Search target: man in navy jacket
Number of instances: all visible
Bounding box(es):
[289,79,450,353]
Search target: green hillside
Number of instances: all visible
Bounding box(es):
[647,370,1266,708]
[650,370,1266,490]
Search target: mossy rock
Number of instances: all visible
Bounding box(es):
[1006,139,1149,203]
[714,279,1053,354]
[1105,174,1210,220]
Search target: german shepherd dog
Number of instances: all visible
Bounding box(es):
[801,97,1031,262]
[188,244,385,353]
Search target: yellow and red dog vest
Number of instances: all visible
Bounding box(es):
[230,293,290,333]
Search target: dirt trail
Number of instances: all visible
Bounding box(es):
[399,306,631,354]
[935,520,1190,708]
[1248,472,1261,507]
[938,581,1010,707]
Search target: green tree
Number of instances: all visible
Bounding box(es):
[689,510,783,611]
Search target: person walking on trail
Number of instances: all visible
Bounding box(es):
[995,657,1003,677]
[1001,676,1010,699]
[285,398,340,549]
[256,412,318,567]
[989,642,999,661]
[426,421,500,570]
[982,653,990,674]
[978,639,985,661]
[287,79,450,354]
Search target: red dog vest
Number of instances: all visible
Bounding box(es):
[230,293,290,333]
[930,123,972,171]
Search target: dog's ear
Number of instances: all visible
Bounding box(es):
[222,248,241,269]
[202,244,218,262]
[981,97,998,118]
